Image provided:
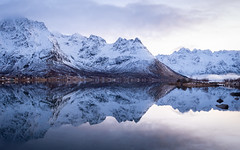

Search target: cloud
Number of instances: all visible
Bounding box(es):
[0,0,240,54]
[0,0,205,35]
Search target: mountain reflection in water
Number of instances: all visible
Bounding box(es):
[0,83,240,150]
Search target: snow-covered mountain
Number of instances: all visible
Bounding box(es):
[156,48,240,77]
[0,17,183,80]
[0,17,77,77]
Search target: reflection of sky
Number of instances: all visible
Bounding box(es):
[0,0,240,54]
[18,105,240,150]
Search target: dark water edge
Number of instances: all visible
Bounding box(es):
[0,83,240,150]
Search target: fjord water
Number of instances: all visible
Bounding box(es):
[0,84,240,150]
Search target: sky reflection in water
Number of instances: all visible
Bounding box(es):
[0,84,240,150]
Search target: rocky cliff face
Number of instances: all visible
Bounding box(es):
[0,17,184,81]
[157,48,240,77]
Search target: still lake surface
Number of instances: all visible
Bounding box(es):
[0,83,240,150]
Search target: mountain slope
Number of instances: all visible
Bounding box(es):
[0,17,184,81]
[156,48,240,77]
[0,17,78,77]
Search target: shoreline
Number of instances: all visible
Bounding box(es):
[0,76,239,89]
[171,78,240,89]
[0,76,165,84]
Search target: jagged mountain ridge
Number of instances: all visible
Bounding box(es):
[0,17,183,80]
[157,48,240,77]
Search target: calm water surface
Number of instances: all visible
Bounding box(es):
[0,83,239,150]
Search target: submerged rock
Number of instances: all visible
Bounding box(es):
[216,104,229,110]
[231,92,240,96]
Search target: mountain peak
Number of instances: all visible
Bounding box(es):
[115,37,127,43]
[113,37,146,53]
[176,47,191,54]
[134,37,142,44]
[0,17,47,32]
[114,37,142,45]
[88,34,106,46]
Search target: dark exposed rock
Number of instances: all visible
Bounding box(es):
[217,99,224,103]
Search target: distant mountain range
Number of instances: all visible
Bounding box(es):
[157,48,240,77]
[0,17,183,81]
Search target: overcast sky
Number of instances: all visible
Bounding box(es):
[0,0,240,55]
